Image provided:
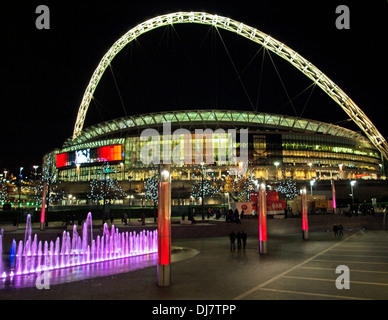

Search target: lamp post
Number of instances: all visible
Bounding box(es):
[33,165,39,181]
[128,175,132,216]
[200,162,205,220]
[18,167,24,208]
[308,162,313,180]
[274,162,280,181]
[350,180,356,207]
[157,164,171,287]
[310,179,315,196]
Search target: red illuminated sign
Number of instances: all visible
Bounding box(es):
[97,145,122,162]
[56,145,123,168]
[56,153,69,168]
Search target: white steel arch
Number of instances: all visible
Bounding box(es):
[72,12,388,159]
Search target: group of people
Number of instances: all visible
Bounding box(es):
[333,223,344,237]
[229,230,247,251]
[226,209,244,224]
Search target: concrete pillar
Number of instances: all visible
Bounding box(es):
[258,182,267,254]
[301,187,309,240]
[157,164,171,286]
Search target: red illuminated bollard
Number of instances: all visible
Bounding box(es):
[301,187,309,240]
[40,180,47,231]
[157,164,171,286]
[258,182,267,254]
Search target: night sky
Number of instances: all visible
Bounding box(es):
[1,0,387,177]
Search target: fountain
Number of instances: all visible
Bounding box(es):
[3,212,157,278]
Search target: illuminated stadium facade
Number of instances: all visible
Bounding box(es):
[41,12,388,207]
[48,109,382,187]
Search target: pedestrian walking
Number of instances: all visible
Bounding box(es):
[241,231,247,250]
[236,231,242,250]
[338,223,344,237]
[234,209,241,224]
[229,231,236,251]
[333,224,339,237]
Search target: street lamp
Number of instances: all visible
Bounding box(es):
[200,162,205,220]
[350,180,356,206]
[310,180,315,196]
[308,163,313,179]
[128,175,132,208]
[274,162,280,181]
[18,167,24,207]
[33,165,39,181]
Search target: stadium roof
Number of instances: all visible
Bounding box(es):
[63,109,370,150]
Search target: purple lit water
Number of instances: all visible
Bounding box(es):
[1,212,158,286]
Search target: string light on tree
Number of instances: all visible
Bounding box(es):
[88,178,127,204]
[190,169,221,200]
[275,179,298,199]
[144,172,159,222]
[144,175,158,204]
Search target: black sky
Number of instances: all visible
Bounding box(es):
[1,0,387,177]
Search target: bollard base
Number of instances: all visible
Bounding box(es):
[40,222,45,231]
[157,264,171,287]
[259,240,267,255]
[303,230,309,240]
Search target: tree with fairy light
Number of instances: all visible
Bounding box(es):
[88,162,127,221]
[275,179,298,199]
[88,177,127,205]
[32,177,65,207]
[144,172,158,222]
[190,164,221,219]
[39,153,65,217]
[224,176,256,202]
[0,181,15,204]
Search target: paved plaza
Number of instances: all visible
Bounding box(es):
[1,227,387,300]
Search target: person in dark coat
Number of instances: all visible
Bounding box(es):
[234,209,241,224]
[236,231,242,250]
[338,223,344,237]
[241,231,247,250]
[333,224,339,237]
[229,231,236,251]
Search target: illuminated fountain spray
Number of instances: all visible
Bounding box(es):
[8,212,157,276]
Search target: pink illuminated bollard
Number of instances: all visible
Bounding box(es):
[157,164,171,286]
[258,182,267,254]
[301,187,309,240]
[331,179,337,214]
[40,181,47,231]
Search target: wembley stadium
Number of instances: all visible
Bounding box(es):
[39,12,388,213]
[42,109,385,211]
